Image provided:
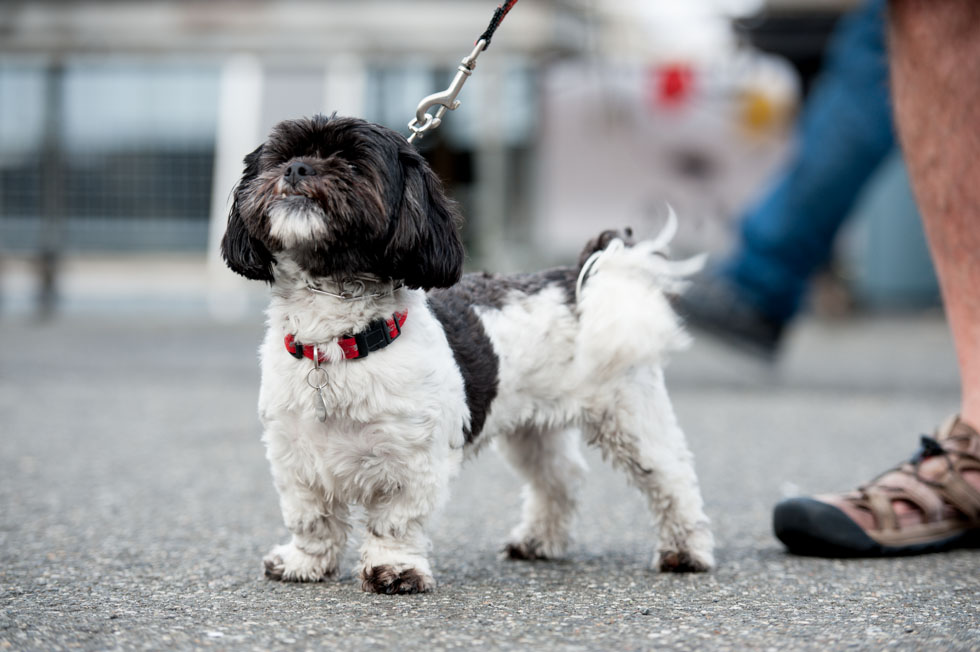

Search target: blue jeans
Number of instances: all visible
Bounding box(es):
[721,0,894,323]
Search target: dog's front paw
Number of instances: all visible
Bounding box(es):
[655,521,714,573]
[263,543,337,582]
[502,537,556,561]
[360,565,435,594]
[656,549,713,573]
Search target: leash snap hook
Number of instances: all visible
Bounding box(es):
[408,39,487,143]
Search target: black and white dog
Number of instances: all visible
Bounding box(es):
[222,114,713,594]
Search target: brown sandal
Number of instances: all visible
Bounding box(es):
[774,415,980,557]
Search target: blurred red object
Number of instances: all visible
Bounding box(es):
[652,63,695,109]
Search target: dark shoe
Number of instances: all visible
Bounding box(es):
[774,416,980,557]
[673,275,784,358]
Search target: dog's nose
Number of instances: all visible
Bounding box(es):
[284,161,315,185]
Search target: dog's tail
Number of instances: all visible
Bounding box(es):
[573,207,705,382]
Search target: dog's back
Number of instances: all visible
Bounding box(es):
[426,226,699,450]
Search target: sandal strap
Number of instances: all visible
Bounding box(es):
[934,458,980,520]
[859,469,945,528]
[932,415,980,520]
[936,414,980,456]
[865,488,898,531]
[850,416,980,530]
[936,414,962,441]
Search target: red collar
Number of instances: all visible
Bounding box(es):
[285,311,407,362]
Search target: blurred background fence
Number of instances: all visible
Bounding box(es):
[0,61,218,252]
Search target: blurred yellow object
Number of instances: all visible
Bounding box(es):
[737,88,794,138]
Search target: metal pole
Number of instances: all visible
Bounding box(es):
[37,59,66,320]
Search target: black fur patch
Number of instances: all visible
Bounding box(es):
[447,267,580,311]
[503,538,550,561]
[577,227,635,267]
[361,565,432,594]
[427,267,582,444]
[445,229,635,312]
[427,280,501,444]
[221,145,276,281]
[657,550,710,573]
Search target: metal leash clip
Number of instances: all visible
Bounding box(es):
[407,39,487,143]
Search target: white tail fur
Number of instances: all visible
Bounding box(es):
[574,210,704,382]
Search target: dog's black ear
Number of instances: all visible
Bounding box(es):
[384,147,464,289]
[221,145,275,282]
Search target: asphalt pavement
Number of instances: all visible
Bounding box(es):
[2,299,978,651]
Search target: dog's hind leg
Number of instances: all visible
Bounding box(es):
[498,425,588,561]
[584,367,714,572]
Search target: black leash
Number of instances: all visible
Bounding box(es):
[478,0,519,49]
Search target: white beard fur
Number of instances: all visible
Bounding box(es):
[255,231,714,593]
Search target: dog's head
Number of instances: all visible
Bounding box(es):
[221,114,464,289]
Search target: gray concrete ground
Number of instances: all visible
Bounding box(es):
[2,298,979,650]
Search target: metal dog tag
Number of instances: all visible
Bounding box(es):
[312,388,327,423]
[307,349,329,423]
